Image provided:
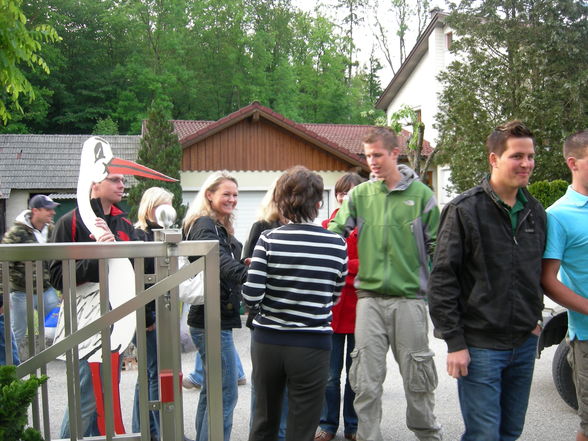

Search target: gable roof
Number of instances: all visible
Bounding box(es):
[376,10,448,110]
[171,102,432,162]
[0,134,140,199]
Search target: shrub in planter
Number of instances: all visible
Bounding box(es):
[0,365,48,441]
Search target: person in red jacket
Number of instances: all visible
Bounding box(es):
[315,172,365,441]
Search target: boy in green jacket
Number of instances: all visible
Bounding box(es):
[329,127,442,441]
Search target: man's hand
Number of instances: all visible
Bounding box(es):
[91,218,115,242]
[447,348,470,379]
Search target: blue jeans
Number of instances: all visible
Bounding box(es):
[132,328,160,439]
[320,333,357,435]
[0,314,20,365]
[189,347,245,386]
[60,359,100,438]
[10,287,60,346]
[189,327,238,441]
[458,334,538,441]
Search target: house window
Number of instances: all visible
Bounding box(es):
[446,32,453,50]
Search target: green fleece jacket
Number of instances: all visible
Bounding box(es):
[328,165,439,299]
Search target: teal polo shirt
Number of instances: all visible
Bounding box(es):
[544,186,588,340]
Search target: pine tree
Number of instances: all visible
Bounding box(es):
[127,100,185,224]
[435,0,587,193]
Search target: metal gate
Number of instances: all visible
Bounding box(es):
[0,229,223,440]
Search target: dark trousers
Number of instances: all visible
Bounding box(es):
[249,340,330,441]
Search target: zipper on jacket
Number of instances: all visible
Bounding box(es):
[512,210,531,246]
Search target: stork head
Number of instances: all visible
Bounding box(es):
[81,136,177,184]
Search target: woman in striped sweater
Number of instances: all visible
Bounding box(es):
[243,166,348,441]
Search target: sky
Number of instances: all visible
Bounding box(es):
[297,0,448,85]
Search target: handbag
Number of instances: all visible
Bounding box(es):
[178,222,205,305]
[178,256,204,305]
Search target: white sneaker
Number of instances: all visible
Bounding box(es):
[182,376,201,389]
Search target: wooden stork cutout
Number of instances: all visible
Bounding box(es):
[77,136,175,435]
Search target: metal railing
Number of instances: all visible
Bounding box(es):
[0,230,223,440]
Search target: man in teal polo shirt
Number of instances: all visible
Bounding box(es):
[541,130,588,441]
[429,120,546,441]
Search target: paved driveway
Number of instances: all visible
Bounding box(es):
[43,317,577,440]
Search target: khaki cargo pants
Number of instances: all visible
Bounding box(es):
[349,295,442,441]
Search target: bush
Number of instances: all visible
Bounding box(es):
[0,365,48,441]
[528,180,569,209]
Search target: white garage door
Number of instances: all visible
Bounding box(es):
[235,190,332,247]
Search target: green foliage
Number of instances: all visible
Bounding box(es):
[436,0,588,193]
[126,100,185,223]
[0,0,60,124]
[3,0,382,134]
[0,365,48,441]
[527,179,569,210]
[92,117,119,135]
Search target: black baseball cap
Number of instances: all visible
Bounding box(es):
[29,195,59,210]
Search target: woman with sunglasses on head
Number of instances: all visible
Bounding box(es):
[182,170,248,441]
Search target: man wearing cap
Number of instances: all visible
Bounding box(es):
[1,194,61,360]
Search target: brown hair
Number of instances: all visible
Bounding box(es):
[563,130,588,160]
[275,166,323,223]
[362,127,400,152]
[486,120,535,156]
[335,172,366,195]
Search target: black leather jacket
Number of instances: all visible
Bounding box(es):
[186,216,247,330]
[428,178,546,352]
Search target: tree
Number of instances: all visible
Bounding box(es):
[371,0,430,74]
[336,0,367,82]
[126,100,185,223]
[0,0,60,124]
[388,105,438,180]
[92,116,119,135]
[435,0,588,193]
[361,104,436,179]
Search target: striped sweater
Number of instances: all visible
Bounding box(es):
[242,223,348,349]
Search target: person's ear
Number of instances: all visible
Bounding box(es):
[489,152,498,168]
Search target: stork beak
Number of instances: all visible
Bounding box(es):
[107,157,177,182]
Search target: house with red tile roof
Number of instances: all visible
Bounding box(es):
[0,103,435,242]
[170,101,435,243]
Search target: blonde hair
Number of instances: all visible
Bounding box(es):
[182,171,238,235]
[256,178,281,223]
[135,187,174,230]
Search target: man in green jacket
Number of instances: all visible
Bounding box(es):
[328,127,442,441]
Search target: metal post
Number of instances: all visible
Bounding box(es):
[154,229,183,441]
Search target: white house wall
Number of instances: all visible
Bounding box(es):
[384,21,456,207]
[385,25,454,145]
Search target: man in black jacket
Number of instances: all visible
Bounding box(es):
[50,173,138,438]
[428,121,546,441]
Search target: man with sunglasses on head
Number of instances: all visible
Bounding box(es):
[50,173,138,438]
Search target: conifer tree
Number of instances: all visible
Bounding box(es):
[127,100,185,224]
